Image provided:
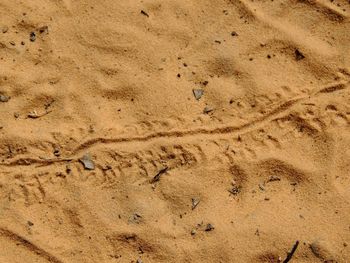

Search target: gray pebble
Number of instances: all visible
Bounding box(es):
[0,94,10,102]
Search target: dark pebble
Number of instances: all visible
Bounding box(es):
[30,32,36,42]
[205,223,214,231]
[295,49,305,61]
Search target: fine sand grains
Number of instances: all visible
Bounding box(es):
[0,0,350,262]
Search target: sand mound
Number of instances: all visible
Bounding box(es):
[0,0,349,262]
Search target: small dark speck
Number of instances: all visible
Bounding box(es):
[2,26,9,33]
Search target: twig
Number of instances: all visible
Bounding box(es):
[283,240,299,263]
[150,167,168,183]
[39,157,74,162]
[140,10,149,17]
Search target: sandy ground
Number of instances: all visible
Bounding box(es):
[0,0,350,262]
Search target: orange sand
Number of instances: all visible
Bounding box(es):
[0,0,350,262]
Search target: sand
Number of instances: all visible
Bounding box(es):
[0,0,350,262]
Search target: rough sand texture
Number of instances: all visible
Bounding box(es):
[0,0,350,262]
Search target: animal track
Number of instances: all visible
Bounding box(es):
[0,228,63,263]
[60,82,349,155]
[0,80,348,175]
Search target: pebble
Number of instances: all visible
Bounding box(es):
[30,32,36,42]
[229,185,241,195]
[193,89,204,100]
[0,94,10,102]
[205,223,214,232]
[203,106,214,114]
[53,148,61,157]
[295,49,305,61]
[79,153,95,170]
[191,198,200,210]
[28,110,39,118]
